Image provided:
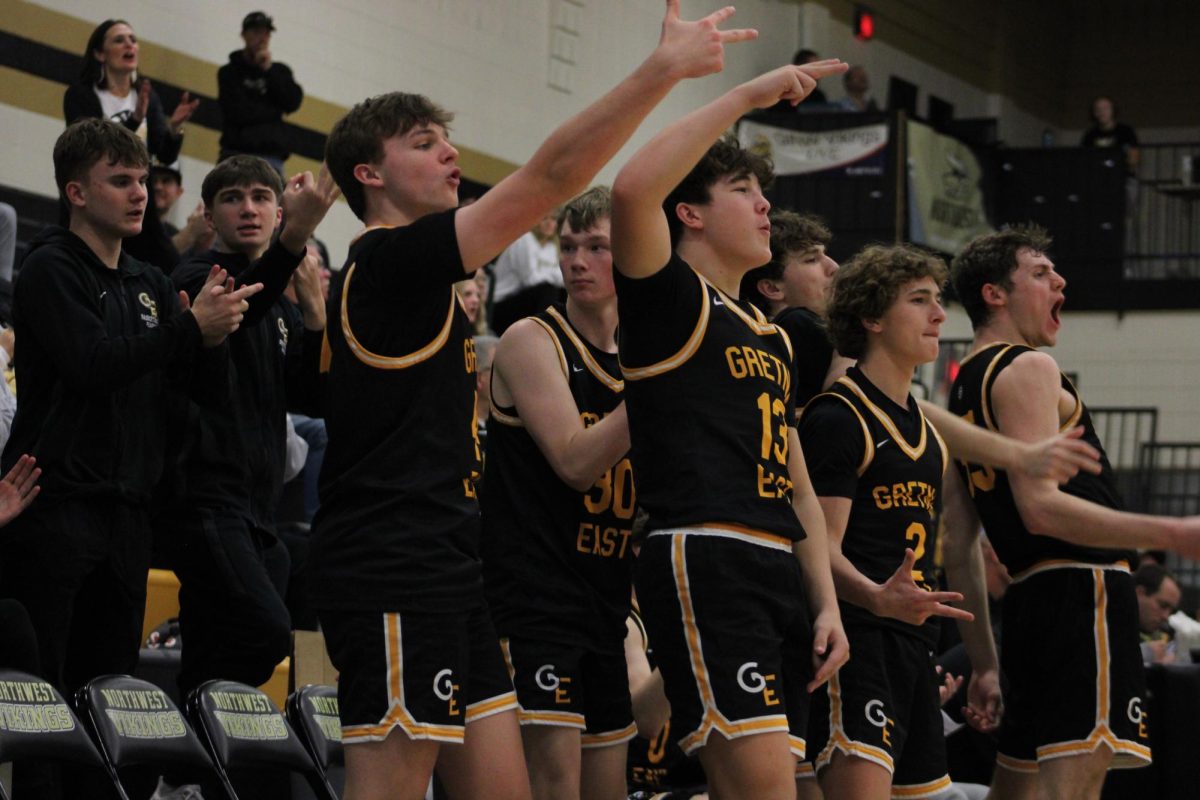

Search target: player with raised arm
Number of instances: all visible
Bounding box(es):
[610,61,850,800]
[798,245,1000,800]
[947,225,1200,800]
[313,5,758,800]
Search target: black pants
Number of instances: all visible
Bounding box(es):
[172,511,292,698]
[0,498,152,799]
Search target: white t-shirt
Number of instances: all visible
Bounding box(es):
[491,232,562,302]
[95,86,149,141]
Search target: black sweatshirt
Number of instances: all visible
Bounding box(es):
[2,227,223,506]
[217,51,304,159]
[164,240,323,532]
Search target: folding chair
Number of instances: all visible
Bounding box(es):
[75,674,215,800]
[187,678,328,800]
[0,669,105,800]
[285,684,342,800]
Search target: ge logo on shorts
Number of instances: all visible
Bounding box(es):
[536,664,573,705]
[433,669,460,717]
[1127,697,1149,738]
[736,662,780,707]
[865,699,895,747]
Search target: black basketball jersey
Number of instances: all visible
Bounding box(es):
[481,304,634,652]
[801,367,947,645]
[310,209,484,613]
[772,305,835,412]
[614,253,804,542]
[947,342,1132,576]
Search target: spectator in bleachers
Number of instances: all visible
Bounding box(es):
[1134,562,1182,664]
[768,49,830,112]
[1081,96,1140,174]
[0,118,257,800]
[218,11,305,174]
[834,64,878,112]
[0,201,16,281]
[64,18,200,271]
[151,161,215,259]
[490,209,563,334]
[165,156,337,701]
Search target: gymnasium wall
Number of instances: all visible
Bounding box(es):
[2,1,1196,439]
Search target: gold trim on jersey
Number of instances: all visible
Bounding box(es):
[581,722,638,749]
[979,344,1017,432]
[1009,558,1131,585]
[340,262,457,370]
[528,316,571,380]
[701,275,780,337]
[836,376,929,462]
[811,392,875,477]
[545,306,624,393]
[929,420,949,476]
[892,776,954,799]
[646,524,793,552]
[489,404,524,428]
[1061,374,1084,431]
[621,270,710,381]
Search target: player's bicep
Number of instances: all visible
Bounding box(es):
[454,171,560,272]
[496,320,587,477]
[610,190,672,280]
[816,495,852,550]
[992,352,1064,515]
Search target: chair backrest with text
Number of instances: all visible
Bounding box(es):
[76,674,214,799]
[0,669,104,800]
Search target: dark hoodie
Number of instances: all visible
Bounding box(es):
[217,50,304,160]
[165,239,323,532]
[1,226,221,506]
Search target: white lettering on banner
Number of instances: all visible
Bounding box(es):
[737,120,889,176]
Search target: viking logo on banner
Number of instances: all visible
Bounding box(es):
[738,119,888,177]
[906,120,994,253]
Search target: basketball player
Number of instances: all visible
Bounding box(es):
[611,60,851,800]
[799,245,999,799]
[482,186,635,800]
[312,5,760,799]
[947,225,1200,800]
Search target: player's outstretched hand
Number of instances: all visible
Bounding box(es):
[737,60,848,110]
[189,265,265,347]
[653,1,758,80]
[0,455,41,528]
[1018,425,1101,484]
[874,549,974,625]
[962,668,1003,733]
[280,165,341,252]
[807,609,850,693]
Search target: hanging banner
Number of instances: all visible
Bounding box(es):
[738,119,888,177]
[906,119,994,253]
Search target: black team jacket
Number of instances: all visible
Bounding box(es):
[2,226,224,506]
[164,239,323,534]
[217,51,304,160]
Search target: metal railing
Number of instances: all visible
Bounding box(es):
[1127,143,1200,279]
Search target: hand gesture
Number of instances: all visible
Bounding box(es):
[188,265,265,346]
[739,60,847,110]
[169,91,200,133]
[182,201,216,251]
[253,47,272,70]
[874,549,974,625]
[654,1,758,80]
[0,455,41,528]
[962,668,1003,733]
[279,165,341,251]
[808,609,850,693]
[1018,426,1101,484]
[133,78,152,124]
[290,247,328,327]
